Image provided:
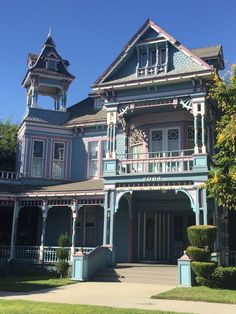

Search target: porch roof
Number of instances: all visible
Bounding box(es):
[0,179,104,198]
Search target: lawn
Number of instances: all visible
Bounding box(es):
[0,300,189,314]
[0,276,74,292]
[152,286,236,304]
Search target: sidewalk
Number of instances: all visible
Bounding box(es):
[1,281,236,314]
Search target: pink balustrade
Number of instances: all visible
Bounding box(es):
[117,149,194,175]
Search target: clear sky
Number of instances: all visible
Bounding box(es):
[0,0,235,123]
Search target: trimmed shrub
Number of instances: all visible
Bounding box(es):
[56,233,70,278]
[195,276,209,286]
[191,261,217,279]
[187,225,217,250]
[57,233,70,247]
[186,246,211,262]
[212,267,236,289]
[56,248,69,261]
[55,261,69,278]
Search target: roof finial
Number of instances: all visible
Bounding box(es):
[48,26,52,37]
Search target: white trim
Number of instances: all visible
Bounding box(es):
[52,141,66,179]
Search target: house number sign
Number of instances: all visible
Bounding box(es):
[143,176,161,182]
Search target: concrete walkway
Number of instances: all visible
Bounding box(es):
[1,281,236,314]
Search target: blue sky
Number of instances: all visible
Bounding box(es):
[0,0,235,123]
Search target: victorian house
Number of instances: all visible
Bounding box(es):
[0,19,233,268]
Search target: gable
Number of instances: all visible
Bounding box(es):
[93,19,213,87]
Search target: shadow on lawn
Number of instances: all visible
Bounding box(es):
[0,276,75,297]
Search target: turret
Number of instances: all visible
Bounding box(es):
[22,32,74,111]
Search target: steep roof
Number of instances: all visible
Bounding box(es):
[93,19,214,87]
[22,34,74,87]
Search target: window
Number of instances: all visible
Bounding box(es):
[158,48,166,65]
[94,98,104,109]
[87,140,107,179]
[88,142,98,178]
[32,140,44,177]
[140,50,147,67]
[47,59,57,70]
[150,128,180,154]
[52,142,65,179]
[149,48,157,66]
[85,207,96,228]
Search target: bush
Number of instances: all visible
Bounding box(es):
[56,261,69,278]
[57,233,70,247]
[212,266,236,289]
[187,225,217,250]
[195,276,209,286]
[191,261,217,279]
[56,233,70,278]
[56,248,69,261]
[186,246,211,262]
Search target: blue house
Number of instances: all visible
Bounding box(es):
[0,20,233,268]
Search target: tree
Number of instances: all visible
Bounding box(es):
[207,66,236,210]
[0,119,18,171]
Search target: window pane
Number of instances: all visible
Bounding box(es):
[33,141,43,158]
[32,159,43,177]
[168,129,179,151]
[101,141,107,159]
[54,143,64,160]
[88,142,98,159]
[140,51,147,67]
[158,48,166,64]
[150,49,156,66]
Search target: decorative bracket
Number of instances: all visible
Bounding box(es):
[179,98,192,111]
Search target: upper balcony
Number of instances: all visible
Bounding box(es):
[103,149,209,179]
[117,149,194,175]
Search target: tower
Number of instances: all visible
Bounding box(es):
[22,32,74,111]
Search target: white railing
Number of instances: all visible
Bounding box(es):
[229,251,236,266]
[0,246,96,263]
[43,246,71,263]
[0,171,21,180]
[0,246,10,261]
[137,64,166,77]
[117,149,194,175]
[15,246,40,262]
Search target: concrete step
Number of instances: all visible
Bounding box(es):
[92,264,178,284]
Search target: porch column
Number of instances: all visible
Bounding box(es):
[39,200,48,262]
[201,114,206,153]
[106,107,117,159]
[109,191,115,245]
[202,188,208,225]
[193,114,199,154]
[70,199,79,261]
[9,200,20,261]
[103,191,109,244]
[194,189,200,225]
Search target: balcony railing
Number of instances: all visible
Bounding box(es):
[117,149,194,175]
[0,171,21,181]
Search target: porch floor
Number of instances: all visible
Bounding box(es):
[92,263,178,285]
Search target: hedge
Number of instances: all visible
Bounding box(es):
[191,261,217,279]
[186,246,211,262]
[187,225,216,250]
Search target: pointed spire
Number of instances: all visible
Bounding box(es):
[44,28,55,47]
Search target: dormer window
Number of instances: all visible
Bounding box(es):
[136,42,168,77]
[46,59,58,71]
[94,98,104,109]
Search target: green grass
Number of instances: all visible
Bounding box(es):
[0,276,74,292]
[152,286,236,304]
[0,300,188,314]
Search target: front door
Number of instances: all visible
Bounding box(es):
[137,210,171,262]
